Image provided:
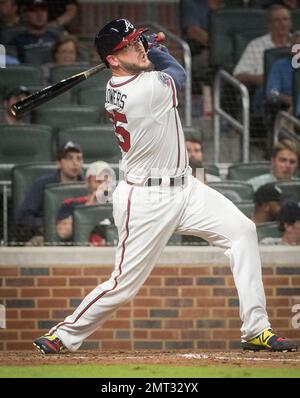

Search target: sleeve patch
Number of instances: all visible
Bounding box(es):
[157,72,171,87]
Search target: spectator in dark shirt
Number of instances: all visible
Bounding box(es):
[181,0,224,106]
[261,0,300,8]
[251,183,283,224]
[46,0,78,29]
[11,0,58,61]
[56,161,116,243]
[0,0,25,46]
[16,141,84,244]
[0,0,20,28]
[18,0,78,29]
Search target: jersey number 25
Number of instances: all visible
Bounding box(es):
[107,110,131,152]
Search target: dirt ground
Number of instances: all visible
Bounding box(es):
[0,350,300,368]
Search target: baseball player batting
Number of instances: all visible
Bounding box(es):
[34,19,297,354]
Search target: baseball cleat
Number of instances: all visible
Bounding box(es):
[242,329,297,352]
[33,333,66,354]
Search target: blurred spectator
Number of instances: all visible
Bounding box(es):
[261,200,300,244]
[248,139,299,191]
[180,0,224,115]
[261,0,300,8]
[16,141,84,245]
[185,136,221,182]
[18,0,78,28]
[0,0,21,28]
[10,0,58,61]
[278,200,300,244]
[42,34,79,82]
[234,5,291,113]
[251,183,283,223]
[56,161,115,244]
[266,31,300,113]
[45,0,78,29]
[2,85,30,124]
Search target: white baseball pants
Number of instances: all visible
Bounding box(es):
[51,175,270,351]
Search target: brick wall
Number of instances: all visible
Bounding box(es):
[0,247,299,351]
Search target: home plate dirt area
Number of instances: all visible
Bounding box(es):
[1,350,300,368]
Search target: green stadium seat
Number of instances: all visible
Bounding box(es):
[77,87,107,122]
[291,9,300,30]
[203,163,219,177]
[0,124,54,164]
[274,181,300,202]
[0,164,13,182]
[32,105,100,131]
[43,182,88,244]
[57,125,121,163]
[73,203,116,246]
[227,162,271,180]
[208,181,254,202]
[12,162,58,221]
[0,65,43,98]
[209,8,266,68]
[256,222,281,242]
[23,46,53,65]
[235,200,255,218]
[0,25,26,45]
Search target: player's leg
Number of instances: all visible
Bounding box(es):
[176,176,296,350]
[35,182,183,353]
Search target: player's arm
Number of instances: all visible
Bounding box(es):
[147,46,187,91]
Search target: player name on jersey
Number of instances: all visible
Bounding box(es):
[106,88,127,110]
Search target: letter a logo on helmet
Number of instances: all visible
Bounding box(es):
[94,19,148,67]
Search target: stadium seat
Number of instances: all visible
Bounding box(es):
[32,105,100,131]
[0,124,54,164]
[0,65,43,98]
[235,200,255,218]
[23,46,53,65]
[256,221,281,242]
[43,182,88,244]
[0,25,26,45]
[208,181,254,202]
[77,87,107,122]
[57,125,121,163]
[203,163,220,177]
[275,181,300,202]
[291,9,300,30]
[12,163,58,221]
[73,203,116,246]
[0,164,13,182]
[209,8,266,69]
[227,162,271,181]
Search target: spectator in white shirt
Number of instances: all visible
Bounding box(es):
[234,5,292,89]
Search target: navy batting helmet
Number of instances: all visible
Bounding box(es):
[94,19,149,67]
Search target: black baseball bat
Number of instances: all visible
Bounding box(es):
[10,63,106,117]
[10,32,166,118]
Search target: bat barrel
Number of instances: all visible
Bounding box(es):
[11,75,86,117]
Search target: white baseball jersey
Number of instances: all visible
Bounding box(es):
[105,71,188,183]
